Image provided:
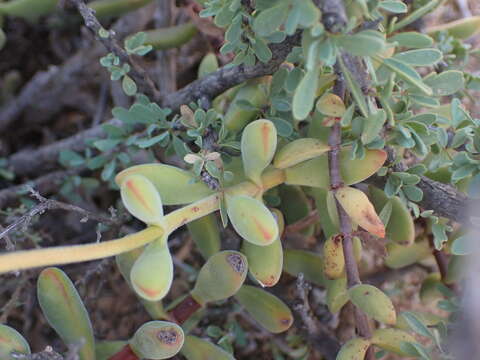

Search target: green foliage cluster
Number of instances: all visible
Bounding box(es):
[1,0,479,359]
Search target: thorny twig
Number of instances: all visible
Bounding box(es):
[0,187,119,241]
[293,273,340,360]
[64,0,161,101]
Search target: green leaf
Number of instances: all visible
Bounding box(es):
[93,138,121,152]
[130,236,173,301]
[120,174,164,226]
[336,30,386,56]
[378,0,407,13]
[241,119,277,185]
[226,195,279,246]
[252,36,272,63]
[379,57,433,95]
[361,109,386,144]
[235,285,293,333]
[424,70,465,96]
[389,32,434,48]
[181,335,235,360]
[338,56,369,117]
[348,284,396,325]
[253,3,289,37]
[37,268,95,360]
[122,75,137,96]
[115,164,213,205]
[401,312,434,339]
[292,67,319,120]
[451,235,470,255]
[0,325,30,359]
[394,49,443,66]
[59,150,85,167]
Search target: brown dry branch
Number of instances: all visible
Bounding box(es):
[0,187,119,241]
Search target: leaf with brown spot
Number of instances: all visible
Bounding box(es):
[130,321,184,359]
[335,186,385,238]
[316,93,346,117]
[191,251,248,305]
[235,285,293,333]
[349,284,397,325]
[323,234,345,279]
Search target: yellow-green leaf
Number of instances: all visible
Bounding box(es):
[285,148,387,188]
[273,138,330,169]
[336,337,371,360]
[191,251,248,305]
[241,119,277,185]
[181,335,235,360]
[130,321,184,360]
[349,284,397,325]
[227,195,279,246]
[120,174,164,226]
[0,325,30,359]
[37,268,95,360]
[130,235,173,301]
[116,164,213,205]
[235,285,293,333]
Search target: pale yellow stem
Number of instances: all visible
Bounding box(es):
[0,227,163,274]
[0,168,287,274]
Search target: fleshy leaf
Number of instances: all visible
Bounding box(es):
[187,214,221,260]
[336,337,371,360]
[235,285,293,333]
[385,240,431,269]
[37,268,95,360]
[326,276,349,313]
[116,164,213,205]
[241,209,284,287]
[371,328,418,356]
[285,148,387,188]
[130,235,173,301]
[120,174,164,226]
[241,119,277,185]
[283,249,326,287]
[349,284,397,325]
[335,186,385,238]
[369,185,415,245]
[130,321,184,360]
[273,138,330,169]
[323,234,345,279]
[316,93,346,117]
[0,325,30,359]
[181,335,235,360]
[227,195,279,246]
[191,250,248,305]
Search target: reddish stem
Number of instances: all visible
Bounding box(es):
[108,344,139,360]
[168,294,203,324]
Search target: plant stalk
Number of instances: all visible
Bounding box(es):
[328,69,374,358]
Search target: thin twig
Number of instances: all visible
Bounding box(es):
[284,210,319,235]
[293,273,340,360]
[0,187,119,241]
[65,0,161,102]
